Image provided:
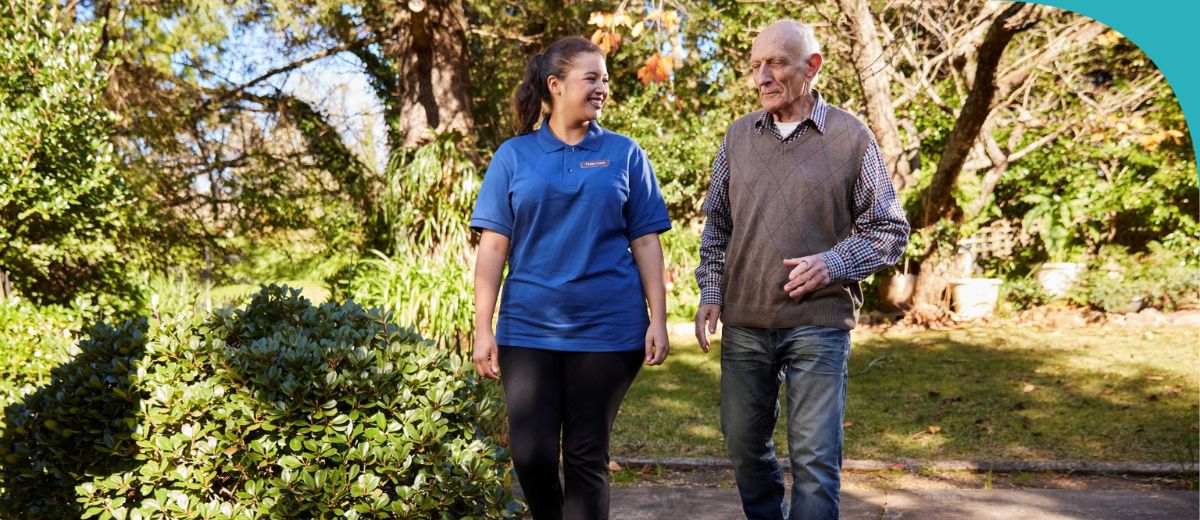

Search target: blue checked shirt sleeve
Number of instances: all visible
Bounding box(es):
[818,139,911,282]
[696,135,732,306]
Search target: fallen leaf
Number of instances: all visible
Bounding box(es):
[889,463,906,471]
[843,421,854,429]
[927,425,942,434]
[1022,383,1036,393]
[608,460,622,471]
[1146,375,1165,381]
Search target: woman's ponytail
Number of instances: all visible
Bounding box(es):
[512,37,603,135]
[514,53,548,135]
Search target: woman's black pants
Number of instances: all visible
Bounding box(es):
[498,346,643,520]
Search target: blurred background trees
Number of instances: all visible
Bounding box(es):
[2,0,1195,327]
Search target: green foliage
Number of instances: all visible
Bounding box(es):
[1068,243,1199,313]
[374,133,480,257]
[661,228,702,320]
[0,317,148,517]
[0,300,78,410]
[1020,192,1087,263]
[344,251,475,353]
[999,277,1051,313]
[1,285,517,519]
[0,4,145,315]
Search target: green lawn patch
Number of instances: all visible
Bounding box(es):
[613,325,1199,463]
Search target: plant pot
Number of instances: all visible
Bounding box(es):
[1035,262,1080,297]
[950,278,1002,319]
[878,274,915,311]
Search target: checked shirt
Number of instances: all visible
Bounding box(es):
[696,91,910,306]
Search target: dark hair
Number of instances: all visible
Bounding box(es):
[514,36,603,135]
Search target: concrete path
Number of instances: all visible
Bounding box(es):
[608,487,1199,519]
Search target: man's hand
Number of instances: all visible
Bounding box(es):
[783,255,831,299]
[644,322,670,365]
[472,332,500,379]
[694,303,722,353]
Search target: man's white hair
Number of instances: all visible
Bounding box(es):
[779,19,821,60]
[762,19,822,84]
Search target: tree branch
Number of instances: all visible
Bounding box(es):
[920,2,1043,227]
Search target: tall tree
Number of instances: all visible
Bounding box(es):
[0,2,144,312]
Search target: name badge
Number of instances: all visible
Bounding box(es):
[580,160,609,169]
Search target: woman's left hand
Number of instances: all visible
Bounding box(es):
[644,322,669,365]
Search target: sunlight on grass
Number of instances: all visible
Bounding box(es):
[614,323,1200,463]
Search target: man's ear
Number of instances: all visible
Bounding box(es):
[807,53,824,81]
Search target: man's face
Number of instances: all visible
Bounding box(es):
[749,31,810,116]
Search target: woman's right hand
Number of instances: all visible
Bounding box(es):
[473,332,500,379]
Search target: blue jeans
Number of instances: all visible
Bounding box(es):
[720,325,851,520]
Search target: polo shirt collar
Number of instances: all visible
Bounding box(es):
[754,89,829,136]
[536,118,605,153]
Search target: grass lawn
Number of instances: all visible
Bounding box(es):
[612,324,1199,463]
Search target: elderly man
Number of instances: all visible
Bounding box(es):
[694,20,910,520]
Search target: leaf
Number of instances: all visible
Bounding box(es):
[1021,383,1036,393]
[637,53,672,85]
[590,30,621,55]
[927,425,942,434]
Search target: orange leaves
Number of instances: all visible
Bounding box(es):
[591,29,622,55]
[588,7,683,86]
[637,52,673,86]
[589,10,634,55]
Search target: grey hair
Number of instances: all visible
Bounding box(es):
[763,19,822,84]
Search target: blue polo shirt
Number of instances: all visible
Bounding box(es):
[470,120,671,352]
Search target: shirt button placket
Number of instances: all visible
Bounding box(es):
[563,148,578,188]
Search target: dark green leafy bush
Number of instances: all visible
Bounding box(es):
[1,285,517,519]
[0,317,147,517]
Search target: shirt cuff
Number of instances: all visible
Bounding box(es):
[469,217,512,238]
[627,219,673,241]
[700,286,724,306]
[819,250,848,282]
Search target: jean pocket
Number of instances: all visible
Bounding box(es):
[782,327,850,375]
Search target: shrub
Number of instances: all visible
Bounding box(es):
[343,251,475,352]
[1000,277,1051,313]
[0,4,146,315]
[0,317,147,517]
[1068,243,1199,313]
[0,300,77,409]
[1,285,517,519]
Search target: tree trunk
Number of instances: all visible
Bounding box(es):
[910,248,956,322]
[919,3,1040,228]
[381,0,474,149]
[837,0,912,192]
[910,3,1042,313]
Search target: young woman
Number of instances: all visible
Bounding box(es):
[470,36,671,520]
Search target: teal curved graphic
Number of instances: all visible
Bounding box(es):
[1005,0,1200,175]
